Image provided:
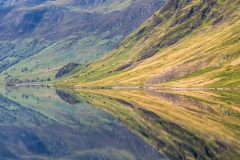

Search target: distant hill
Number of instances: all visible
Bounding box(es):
[0,0,166,84]
[58,0,240,88]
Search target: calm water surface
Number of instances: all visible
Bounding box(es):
[0,86,240,160]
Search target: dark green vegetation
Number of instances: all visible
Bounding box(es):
[0,0,167,84]
[55,62,81,78]
[74,89,240,160]
[58,0,240,88]
[0,86,166,160]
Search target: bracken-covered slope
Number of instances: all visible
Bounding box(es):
[0,0,166,84]
[58,0,240,88]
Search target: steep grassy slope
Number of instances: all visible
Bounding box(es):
[0,0,166,84]
[58,0,240,88]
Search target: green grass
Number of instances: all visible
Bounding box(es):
[58,0,240,88]
[1,0,165,85]
[0,33,123,84]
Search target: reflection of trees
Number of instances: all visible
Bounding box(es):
[0,94,55,126]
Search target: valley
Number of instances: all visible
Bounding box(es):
[0,1,240,160]
[0,0,166,84]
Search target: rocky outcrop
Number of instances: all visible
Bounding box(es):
[115,61,133,71]
[146,60,205,85]
[55,62,79,79]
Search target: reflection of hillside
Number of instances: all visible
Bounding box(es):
[0,94,55,126]
[0,122,165,159]
[0,87,165,160]
[146,90,207,110]
[76,89,240,160]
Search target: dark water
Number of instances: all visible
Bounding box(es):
[0,86,166,160]
[1,86,240,160]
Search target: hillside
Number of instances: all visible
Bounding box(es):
[0,0,166,84]
[58,0,240,88]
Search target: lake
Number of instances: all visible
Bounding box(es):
[0,86,239,160]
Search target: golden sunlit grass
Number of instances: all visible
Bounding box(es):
[81,13,240,87]
[57,1,240,89]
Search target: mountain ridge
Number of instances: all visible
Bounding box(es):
[57,0,240,88]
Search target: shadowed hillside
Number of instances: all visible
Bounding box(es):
[0,0,166,84]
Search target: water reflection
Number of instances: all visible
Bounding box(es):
[1,86,240,160]
[0,86,166,160]
[72,89,240,160]
[56,89,80,104]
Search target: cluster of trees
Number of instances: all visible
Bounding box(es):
[21,67,28,72]
[5,76,51,86]
[0,39,53,73]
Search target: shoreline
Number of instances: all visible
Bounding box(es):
[3,83,53,87]
[3,84,240,91]
[72,85,240,91]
